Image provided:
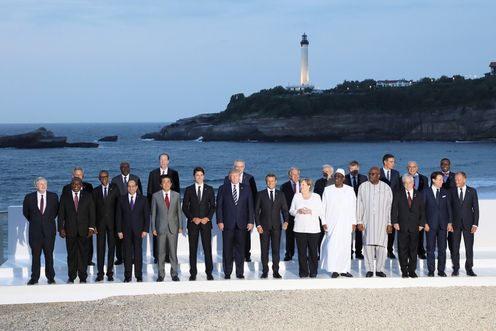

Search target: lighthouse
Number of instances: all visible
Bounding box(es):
[300,33,309,86]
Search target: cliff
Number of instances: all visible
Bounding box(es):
[0,128,99,148]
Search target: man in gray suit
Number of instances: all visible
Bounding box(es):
[151,175,183,282]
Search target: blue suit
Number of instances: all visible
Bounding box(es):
[216,183,254,277]
[424,187,452,273]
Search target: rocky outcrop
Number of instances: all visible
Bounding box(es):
[98,135,118,142]
[0,127,99,148]
[142,107,496,142]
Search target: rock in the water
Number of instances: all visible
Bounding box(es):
[98,135,118,142]
[0,127,98,148]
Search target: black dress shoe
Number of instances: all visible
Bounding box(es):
[438,271,447,277]
[409,272,418,278]
[355,253,364,260]
[172,276,180,282]
[88,262,95,266]
[164,258,170,263]
[299,274,309,278]
[207,274,214,281]
[114,260,123,265]
[387,252,396,259]
[107,276,114,282]
[156,276,164,282]
[224,275,231,280]
[283,256,292,261]
[136,278,143,282]
[80,279,87,283]
[309,274,317,278]
[365,271,374,278]
[245,258,252,262]
[95,276,104,282]
[124,278,131,283]
[67,279,74,284]
[375,271,387,278]
[452,270,459,277]
[427,272,434,277]
[340,272,353,278]
[261,273,268,279]
[154,258,158,264]
[402,273,409,278]
[466,270,477,277]
[418,253,427,260]
[331,272,340,278]
[189,275,196,281]
[27,279,38,285]
[236,275,245,279]
[273,272,282,279]
[48,279,56,284]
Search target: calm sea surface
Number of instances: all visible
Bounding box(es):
[1,122,495,211]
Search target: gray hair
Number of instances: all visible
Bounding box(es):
[34,176,47,187]
[402,173,414,183]
[73,166,84,174]
[229,168,241,176]
[233,159,245,166]
[322,164,334,172]
[288,167,300,176]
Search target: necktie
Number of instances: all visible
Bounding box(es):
[40,195,44,215]
[459,188,464,202]
[407,191,412,208]
[197,186,202,201]
[292,182,296,193]
[352,176,357,190]
[233,185,238,205]
[165,193,170,208]
[387,170,390,181]
[270,190,274,202]
[74,193,79,212]
[436,189,440,204]
[130,196,134,210]
[104,187,108,199]
[124,176,128,186]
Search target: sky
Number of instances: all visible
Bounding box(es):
[0,0,494,123]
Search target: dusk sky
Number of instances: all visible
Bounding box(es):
[0,0,494,123]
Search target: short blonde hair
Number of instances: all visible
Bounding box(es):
[300,178,312,189]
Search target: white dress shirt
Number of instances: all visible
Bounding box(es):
[160,167,169,176]
[37,191,46,214]
[267,188,275,200]
[128,193,136,203]
[289,193,323,233]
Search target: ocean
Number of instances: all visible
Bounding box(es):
[1,122,495,211]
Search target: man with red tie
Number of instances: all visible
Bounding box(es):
[281,167,300,261]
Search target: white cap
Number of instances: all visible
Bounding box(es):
[335,168,345,176]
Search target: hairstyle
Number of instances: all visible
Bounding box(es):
[160,174,172,186]
[349,160,360,167]
[402,173,414,183]
[440,158,451,164]
[229,168,241,176]
[300,178,312,189]
[159,153,170,161]
[407,161,417,168]
[368,166,380,174]
[287,167,300,176]
[382,153,395,164]
[233,159,245,166]
[34,176,47,187]
[73,166,84,174]
[120,161,130,168]
[430,171,443,181]
[99,170,109,177]
[127,178,138,186]
[455,171,467,179]
[193,166,205,176]
[71,177,82,185]
[322,164,334,171]
[265,173,277,181]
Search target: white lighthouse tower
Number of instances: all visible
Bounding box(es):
[300,33,309,86]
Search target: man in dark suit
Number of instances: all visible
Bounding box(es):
[217,169,254,279]
[450,171,479,277]
[182,167,216,281]
[380,154,401,259]
[147,153,180,263]
[424,171,452,277]
[111,161,142,265]
[344,160,368,259]
[58,177,96,283]
[440,158,456,255]
[391,174,426,278]
[223,159,257,262]
[116,179,150,282]
[406,161,429,259]
[281,166,300,261]
[22,177,59,285]
[255,174,289,279]
[93,170,120,282]
[61,166,95,266]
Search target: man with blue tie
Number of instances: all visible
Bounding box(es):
[424,172,452,277]
[450,172,479,277]
[407,161,429,260]
[217,169,254,279]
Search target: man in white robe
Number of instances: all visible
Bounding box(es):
[321,169,357,278]
[356,167,393,278]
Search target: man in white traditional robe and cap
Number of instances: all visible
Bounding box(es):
[357,166,393,278]
[320,168,357,278]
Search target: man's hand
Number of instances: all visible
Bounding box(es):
[386,225,393,234]
[141,231,147,238]
[424,224,430,232]
[117,232,123,240]
[153,229,158,237]
[282,222,288,230]
[447,223,454,233]
[322,224,328,232]
[200,217,209,225]
[357,224,365,232]
[471,225,478,234]
[257,225,263,234]
[192,217,201,225]
[59,229,66,239]
[393,224,400,231]
[87,228,96,238]
[247,223,254,231]
[179,228,183,235]
[218,223,224,231]
[352,224,356,232]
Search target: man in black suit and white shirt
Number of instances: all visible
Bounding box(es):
[58,177,96,283]
[380,154,401,259]
[450,171,479,277]
[147,153,180,263]
[255,174,289,279]
[111,161,142,265]
[23,177,59,285]
[440,158,457,255]
[281,166,300,261]
[93,170,120,282]
[182,167,216,281]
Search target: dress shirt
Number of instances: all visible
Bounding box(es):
[37,191,46,214]
[289,193,323,233]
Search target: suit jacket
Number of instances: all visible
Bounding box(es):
[62,181,94,196]
[413,173,429,192]
[391,190,426,233]
[424,187,452,230]
[151,190,182,235]
[450,186,479,230]
[442,172,456,190]
[344,173,368,196]
[380,168,401,193]
[224,172,257,204]
[116,194,150,236]
[22,191,59,242]
[216,183,254,230]
[147,168,180,205]
[314,177,334,197]
[255,189,289,230]
[110,174,143,196]
[58,190,96,238]
[182,184,216,229]
[281,180,298,212]
[92,183,120,231]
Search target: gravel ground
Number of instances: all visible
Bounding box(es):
[1,287,495,330]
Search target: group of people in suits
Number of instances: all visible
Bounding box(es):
[22,153,480,285]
